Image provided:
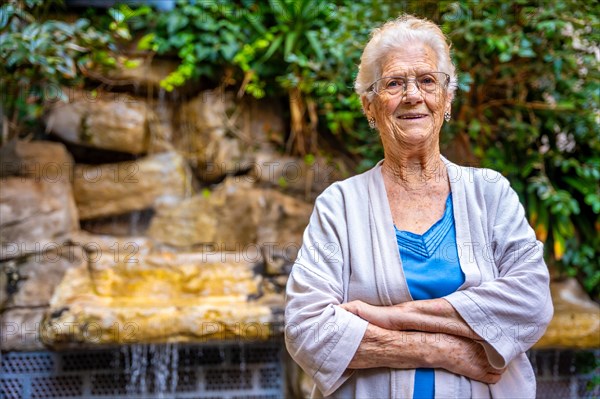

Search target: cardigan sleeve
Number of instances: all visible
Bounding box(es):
[285,184,369,396]
[444,176,553,369]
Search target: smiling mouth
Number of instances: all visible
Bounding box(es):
[398,114,428,120]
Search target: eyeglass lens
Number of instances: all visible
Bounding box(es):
[374,72,448,95]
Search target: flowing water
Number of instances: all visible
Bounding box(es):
[121,343,180,397]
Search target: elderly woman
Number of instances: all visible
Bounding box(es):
[284,15,553,399]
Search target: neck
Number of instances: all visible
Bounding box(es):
[382,151,444,189]
[380,130,444,190]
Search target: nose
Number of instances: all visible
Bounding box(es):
[403,81,423,105]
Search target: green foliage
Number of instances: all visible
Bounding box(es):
[133,0,256,91]
[440,0,600,298]
[0,0,127,140]
[233,0,339,99]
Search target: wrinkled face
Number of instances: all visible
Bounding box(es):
[363,43,451,147]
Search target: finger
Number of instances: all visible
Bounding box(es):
[487,373,502,384]
[338,303,357,313]
[489,367,506,375]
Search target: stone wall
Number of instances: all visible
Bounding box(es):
[0,63,344,349]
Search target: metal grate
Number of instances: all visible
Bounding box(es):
[1,352,54,373]
[0,377,23,399]
[61,350,117,371]
[259,367,281,389]
[529,349,600,399]
[205,368,252,391]
[0,341,284,399]
[30,376,83,398]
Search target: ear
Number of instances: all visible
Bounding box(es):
[361,94,373,119]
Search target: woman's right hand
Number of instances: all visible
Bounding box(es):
[434,334,505,384]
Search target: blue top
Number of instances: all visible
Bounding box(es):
[394,194,465,399]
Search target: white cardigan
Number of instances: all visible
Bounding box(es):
[285,158,553,398]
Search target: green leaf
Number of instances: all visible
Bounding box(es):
[283,31,298,58]
[259,34,283,63]
[499,52,512,62]
[245,12,267,35]
[0,4,14,29]
[108,8,125,24]
[305,30,324,61]
[468,119,481,138]
[563,176,589,194]
[137,33,155,50]
[123,59,141,69]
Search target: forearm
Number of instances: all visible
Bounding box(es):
[348,322,504,384]
[341,299,481,340]
[348,323,438,369]
[392,299,481,340]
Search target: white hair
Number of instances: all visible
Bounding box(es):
[355,15,458,102]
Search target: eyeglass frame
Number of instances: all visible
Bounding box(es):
[367,72,451,96]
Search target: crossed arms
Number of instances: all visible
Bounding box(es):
[339,298,504,384]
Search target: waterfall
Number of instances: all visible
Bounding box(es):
[121,343,179,397]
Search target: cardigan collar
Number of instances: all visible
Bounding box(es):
[365,156,482,304]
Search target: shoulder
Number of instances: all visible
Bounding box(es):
[447,161,512,198]
[446,161,521,224]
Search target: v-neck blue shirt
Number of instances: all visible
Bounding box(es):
[394,193,465,399]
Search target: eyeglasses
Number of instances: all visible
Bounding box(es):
[368,72,450,96]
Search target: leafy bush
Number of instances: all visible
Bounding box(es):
[0,0,129,141]
[133,1,254,91]
[440,0,599,298]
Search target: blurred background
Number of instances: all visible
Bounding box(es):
[1,1,598,398]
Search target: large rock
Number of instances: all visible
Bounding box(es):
[88,251,261,298]
[80,209,155,237]
[0,245,86,350]
[41,251,274,346]
[251,151,345,199]
[175,91,286,182]
[69,230,154,264]
[73,151,192,220]
[45,90,169,154]
[535,278,600,349]
[1,246,86,309]
[1,140,74,182]
[176,90,250,182]
[0,177,79,260]
[146,195,221,248]
[1,308,48,351]
[257,189,313,260]
[147,179,312,251]
[232,97,286,151]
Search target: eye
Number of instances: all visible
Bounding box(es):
[419,75,436,85]
[386,78,404,88]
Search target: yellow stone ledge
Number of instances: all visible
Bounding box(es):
[41,259,275,347]
[534,278,600,349]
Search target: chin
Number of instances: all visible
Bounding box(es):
[398,129,433,143]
